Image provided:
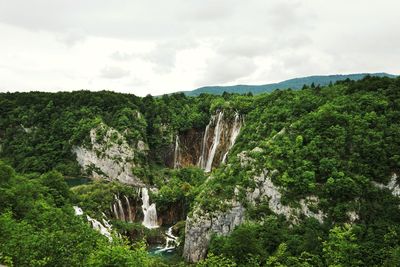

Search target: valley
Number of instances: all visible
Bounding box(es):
[1,75,400,266]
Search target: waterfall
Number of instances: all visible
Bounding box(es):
[73,206,83,216]
[112,202,119,220]
[173,135,180,169]
[112,195,126,221]
[141,188,159,229]
[197,110,243,172]
[205,112,224,172]
[73,206,112,241]
[154,226,180,254]
[87,215,113,241]
[197,118,212,168]
[116,195,125,222]
[222,112,242,163]
[124,195,133,222]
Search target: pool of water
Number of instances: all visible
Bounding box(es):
[148,245,182,264]
[65,177,91,187]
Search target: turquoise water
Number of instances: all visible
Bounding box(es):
[148,245,181,264]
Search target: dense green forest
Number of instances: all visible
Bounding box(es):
[1,75,400,266]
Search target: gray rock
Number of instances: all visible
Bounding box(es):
[73,124,144,186]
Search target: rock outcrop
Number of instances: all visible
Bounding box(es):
[372,173,400,197]
[183,155,325,262]
[73,124,145,186]
[184,201,245,262]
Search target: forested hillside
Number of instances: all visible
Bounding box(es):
[1,75,400,266]
[183,72,396,96]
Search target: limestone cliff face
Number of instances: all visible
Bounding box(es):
[183,150,325,263]
[157,202,187,226]
[183,201,245,262]
[172,129,204,168]
[173,111,243,171]
[73,124,145,186]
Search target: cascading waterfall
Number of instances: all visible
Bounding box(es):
[114,195,126,221]
[205,111,224,172]
[221,112,242,163]
[141,188,159,229]
[87,215,113,241]
[173,135,180,169]
[197,118,212,168]
[124,195,134,222]
[154,226,180,254]
[73,206,83,216]
[110,194,134,223]
[73,206,112,241]
[117,197,126,221]
[197,111,243,172]
[112,202,119,220]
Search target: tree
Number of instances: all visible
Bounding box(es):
[0,160,14,184]
[323,224,362,266]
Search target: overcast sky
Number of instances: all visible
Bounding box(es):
[0,0,399,96]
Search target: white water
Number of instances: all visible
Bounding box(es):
[87,214,113,241]
[221,112,242,164]
[141,188,159,229]
[73,206,83,216]
[124,195,134,222]
[112,202,119,220]
[154,226,179,254]
[197,118,212,168]
[173,135,180,169]
[73,206,112,241]
[197,111,243,172]
[116,195,125,222]
[205,112,224,172]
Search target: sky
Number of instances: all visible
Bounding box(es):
[0,0,399,96]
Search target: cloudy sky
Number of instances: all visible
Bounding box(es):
[0,0,399,96]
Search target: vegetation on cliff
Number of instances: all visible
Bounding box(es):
[1,75,400,266]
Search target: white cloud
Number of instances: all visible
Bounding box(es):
[0,0,399,96]
[199,55,257,85]
[100,66,130,79]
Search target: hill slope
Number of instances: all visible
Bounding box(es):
[184,72,396,96]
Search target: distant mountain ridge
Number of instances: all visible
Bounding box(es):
[182,73,397,96]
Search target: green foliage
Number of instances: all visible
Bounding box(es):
[197,253,237,267]
[322,224,362,266]
[71,181,140,218]
[1,76,400,266]
[86,240,151,267]
[0,162,153,267]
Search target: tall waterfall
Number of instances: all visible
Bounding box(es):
[116,195,125,221]
[221,112,242,163]
[111,194,134,222]
[141,188,159,229]
[124,195,134,222]
[197,119,212,168]
[197,111,243,172]
[205,112,224,172]
[173,135,180,169]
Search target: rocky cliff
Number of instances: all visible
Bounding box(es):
[73,123,145,186]
[183,150,325,263]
